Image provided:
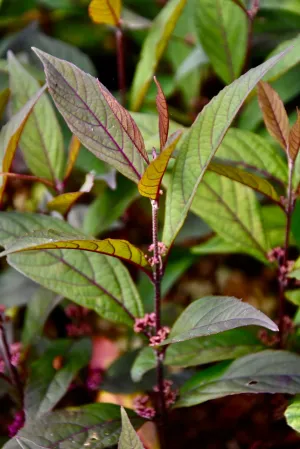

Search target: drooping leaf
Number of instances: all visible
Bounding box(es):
[138,130,182,200]
[64,135,81,181]
[83,176,139,236]
[257,81,289,151]
[130,0,187,111]
[163,48,290,248]
[0,212,144,325]
[33,48,146,183]
[208,161,280,202]
[289,111,300,162]
[131,328,263,382]
[0,87,9,119]
[0,230,150,273]
[118,408,144,449]
[159,296,277,346]
[154,76,169,151]
[194,0,248,84]
[217,128,288,185]
[191,172,269,262]
[8,52,65,183]
[177,350,300,408]
[3,403,142,449]
[0,85,47,203]
[285,397,300,433]
[25,338,92,419]
[22,288,62,347]
[47,192,85,216]
[89,0,121,25]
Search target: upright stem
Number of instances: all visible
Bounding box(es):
[279,159,294,347]
[115,27,126,106]
[151,199,167,449]
[0,315,23,406]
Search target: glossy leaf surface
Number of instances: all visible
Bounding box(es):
[163,48,290,248]
[0,213,143,325]
[3,404,142,449]
[160,296,277,345]
[33,49,145,183]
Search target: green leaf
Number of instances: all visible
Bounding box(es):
[191,235,242,255]
[130,0,187,111]
[191,172,269,262]
[217,128,288,184]
[3,403,142,449]
[0,230,150,273]
[0,87,10,119]
[8,51,65,183]
[0,212,144,326]
[175,46,209,84]
[33,48,147,183]
[285,290,300,306]
[131,328,263,382]
[163,47,290,248]
[22,288,62,347]
[0,268,38,308]
[285,397,300,432]
[260,0,300,15]
[0,85,47,202]
[208,162,280,202]
[177,350,300,408]
[84,177,139,236]
[118,408,144,449]
[25,338,92,419]
[47,192,85,216]
[262,35,300,83]
[160,296,277,345]
[194,0,248,84]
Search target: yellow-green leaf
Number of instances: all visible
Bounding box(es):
[208,161,280,202]
[47,192,84,216]
[0,231,151,272]
[64,135,81,181]
[0,85,47,203]
[138,130,182,200]
[130,0,187,111]
[88,0,121,26]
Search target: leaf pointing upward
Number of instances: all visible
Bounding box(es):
[289,111,300,162]
[154,76,169,151]
[138,130,182,200]
[257,81,289,151]
[32,48,146,183]
[163,46,292,247]
[0,230,150,273]
[0,85,47,203]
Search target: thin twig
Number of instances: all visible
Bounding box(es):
[278,159,294,348]
[0,172,56,190]
[151,199,167,449]
[116,27,126,106]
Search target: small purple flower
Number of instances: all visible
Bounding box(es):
[8,411,25,437]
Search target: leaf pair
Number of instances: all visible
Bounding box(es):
[258,80,300,162]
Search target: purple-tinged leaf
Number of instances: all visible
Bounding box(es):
[32,48,146,183]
